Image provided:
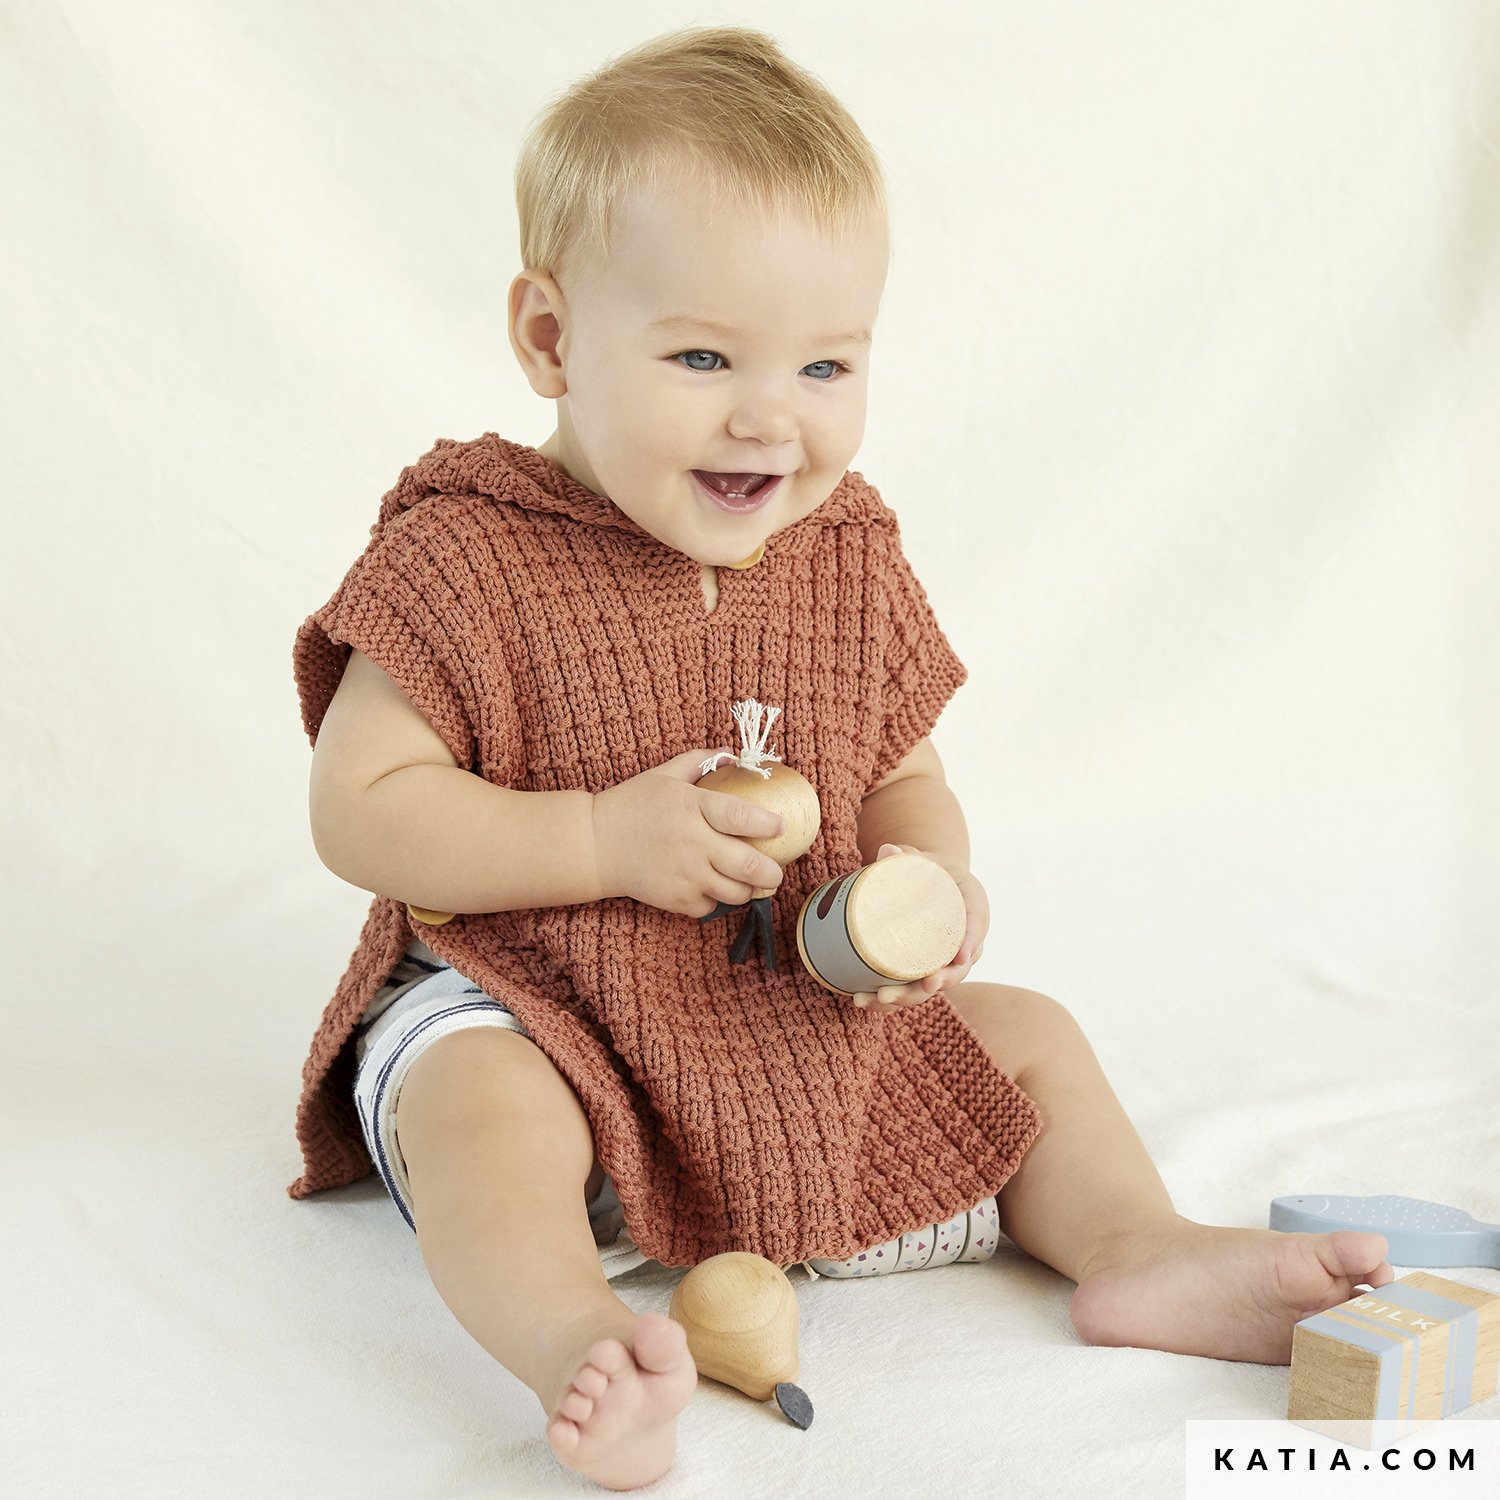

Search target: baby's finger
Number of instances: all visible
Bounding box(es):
[932,939,982,988]
[709,839,784,893]
[701,789,786,843]
[928,956,974,992]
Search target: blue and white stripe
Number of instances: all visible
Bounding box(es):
[349,948,648,1278]
[1300,1281,1481,1421]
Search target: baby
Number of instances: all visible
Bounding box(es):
[293,26,1393,1493]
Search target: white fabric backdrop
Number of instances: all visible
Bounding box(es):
[5,1,1497,1495]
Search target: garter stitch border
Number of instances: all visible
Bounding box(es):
[289,434,1041,1268]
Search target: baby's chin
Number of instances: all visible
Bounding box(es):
[672,516,776,569]
[665,536,765,568]
[720,540,770,569]
[633,476,839,565]
[705,495,842,566]
[696,517,799,568]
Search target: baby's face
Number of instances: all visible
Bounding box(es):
[524,174,888,566]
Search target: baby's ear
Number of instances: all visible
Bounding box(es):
[507,270,568,398]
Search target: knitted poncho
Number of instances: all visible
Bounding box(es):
[290,434,1041,1267]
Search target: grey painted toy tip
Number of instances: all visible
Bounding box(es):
[775,1382,814,1429]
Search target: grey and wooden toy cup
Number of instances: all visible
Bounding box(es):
[795,852,966,996]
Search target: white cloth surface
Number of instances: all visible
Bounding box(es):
[5,2,1498,1496]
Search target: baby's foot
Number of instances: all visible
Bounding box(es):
[1069,1217,1393,1364]
[545,1311,697,1491]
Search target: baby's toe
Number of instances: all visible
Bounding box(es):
[557,1388,595,1423]
[1324,1230,1391,1284]
[631,1312,689,1373]
[546,1413,580,1453]
[572,1363,609,1400]
[583,1336,633,1379]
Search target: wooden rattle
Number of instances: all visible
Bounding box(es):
[668,1252,814,1429]
[797,851,966,995]
[696,699,821,970]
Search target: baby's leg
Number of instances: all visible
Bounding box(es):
[947,983,1392,1363]
[395,1027,696,1490]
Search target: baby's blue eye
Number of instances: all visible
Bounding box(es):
[677,350,724,372]
[803,360,840,381]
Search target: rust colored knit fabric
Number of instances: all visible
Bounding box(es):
[290,434,1041,1268]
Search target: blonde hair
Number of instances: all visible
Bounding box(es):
[515,26,887,278]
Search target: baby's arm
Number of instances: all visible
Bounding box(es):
[309,649,601,914]
[309,650,784,918]
[855,736,967,873]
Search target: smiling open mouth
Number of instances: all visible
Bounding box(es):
[691,470,783,513]
[694,471,775,498]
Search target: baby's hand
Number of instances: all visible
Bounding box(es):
[591,748,786,918]
[850,843,989,1010]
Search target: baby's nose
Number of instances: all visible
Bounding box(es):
[726,393,798,447]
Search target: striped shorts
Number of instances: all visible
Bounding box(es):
[350,940,647,1278]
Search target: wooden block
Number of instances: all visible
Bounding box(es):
[1288,1272,1500,1448]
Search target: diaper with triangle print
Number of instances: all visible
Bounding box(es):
[803,1196,1000,1278]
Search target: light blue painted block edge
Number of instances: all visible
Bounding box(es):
[1297,1315,1406,1420]
[1353,1284,1479,1414]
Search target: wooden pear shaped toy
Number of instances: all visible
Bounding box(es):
[697,699,821,970]
[668,1252,814,1429]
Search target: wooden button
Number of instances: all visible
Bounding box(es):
[725,542,765,570]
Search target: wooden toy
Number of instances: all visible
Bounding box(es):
[1270,1194,1500,1268]
[669,1252,814,1428]
[797,851,966,996]
[697,699,821,969]
[1287,1272,1500,1448]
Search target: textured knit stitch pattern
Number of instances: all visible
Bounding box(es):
[290,435,1042,1268]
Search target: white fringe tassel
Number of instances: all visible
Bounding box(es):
[699,698,783,780]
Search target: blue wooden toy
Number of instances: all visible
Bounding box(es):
[1270,1194,1500,1268]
